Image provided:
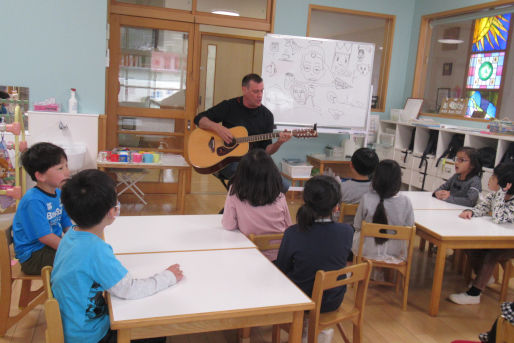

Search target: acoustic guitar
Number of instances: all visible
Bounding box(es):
[188,125,318,174]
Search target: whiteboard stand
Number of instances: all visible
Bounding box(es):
[363,85,373,147]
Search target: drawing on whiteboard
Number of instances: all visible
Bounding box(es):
[262,34,374,128]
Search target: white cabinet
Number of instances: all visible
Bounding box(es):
[377,120,514,193]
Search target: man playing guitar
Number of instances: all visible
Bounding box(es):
[194,73,292,181]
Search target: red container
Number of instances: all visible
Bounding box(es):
[110,153,119,162]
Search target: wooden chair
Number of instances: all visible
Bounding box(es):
[240,233,284,343]
[248,233,284,251]
[0,223,46,336]
[42,266,64,343]
[272,261,372,343]
[495,315,514,343]
[500,259,514,302]
[338,203,359,223]
[355,221,416,310]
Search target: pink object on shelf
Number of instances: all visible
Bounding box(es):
[34,104,60,112]
[132,153,142,163]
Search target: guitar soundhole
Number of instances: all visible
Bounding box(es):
[208,137,215,153]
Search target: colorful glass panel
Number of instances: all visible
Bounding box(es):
[465,90,498,119]
[466,52,504,89]
[472,13,511,52]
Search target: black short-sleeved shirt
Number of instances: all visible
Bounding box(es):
[194,97,274,151]
[276,222,354,313]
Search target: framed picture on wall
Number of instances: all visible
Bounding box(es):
[442,62,453,76]
[436,87,450,112]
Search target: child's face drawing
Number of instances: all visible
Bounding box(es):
[301,48,324,81]
[331,52,350,75]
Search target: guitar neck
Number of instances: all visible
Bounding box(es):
[235,132,279,144]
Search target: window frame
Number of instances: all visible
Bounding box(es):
[306,4,395,113]
[412,1,514,122]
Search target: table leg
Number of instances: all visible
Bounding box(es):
[288,310,304,343]
[177,169,186,214]
[429,243,447,316]
[117,329,130,343]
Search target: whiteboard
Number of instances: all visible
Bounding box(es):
[262,34,374,129]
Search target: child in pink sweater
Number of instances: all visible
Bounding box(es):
[222,149,292,260]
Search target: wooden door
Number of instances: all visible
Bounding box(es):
[198,35,263,113]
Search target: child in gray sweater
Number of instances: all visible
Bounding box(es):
[434,147,482,207]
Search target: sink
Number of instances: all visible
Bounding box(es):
[58,143,86,172]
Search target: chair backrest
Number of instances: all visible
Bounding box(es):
[356,221,416,262]
[42,266,64,343]
[248,233,284,252]
[0,224,14,284]
[496,315,514,343]
[309,261,373,338]
[338,203,358,223]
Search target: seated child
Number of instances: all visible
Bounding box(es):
[433,147,482,207]
[276,175,354,343]
[449,162,514,305]
[52,169,183,343]
[12,142,72,275]
[222,149,292,260]
[352,160,414,264]
[340,147,379,204]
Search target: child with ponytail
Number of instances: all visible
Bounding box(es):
[276,175,354,343]
[352,160,414,263]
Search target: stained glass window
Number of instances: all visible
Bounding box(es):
[472,14,511,52]
[466,52,505,89]
[465,13,511,118]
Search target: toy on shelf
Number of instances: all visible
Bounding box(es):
[0,101,28,211]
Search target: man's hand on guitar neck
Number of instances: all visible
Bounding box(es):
[266,130,292,155]
[198,117,234,144]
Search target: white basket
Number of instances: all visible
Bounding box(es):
[281,161,313,178]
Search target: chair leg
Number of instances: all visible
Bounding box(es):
[19,280,43,308]
[271,325,281,343]
[352,322,362,343]
[402,271,411,311]
[337,323,351,343]
[239,327,251,343]
[0,281,11,336]
[500,261,512,302]
[419,238,426,252]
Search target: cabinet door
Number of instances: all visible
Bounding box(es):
[107,15,194,193]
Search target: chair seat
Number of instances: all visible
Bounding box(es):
[318,303,359,328]
[11,261,42,280]
[365,258,407,269]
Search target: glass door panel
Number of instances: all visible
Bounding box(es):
[119,27,188,109]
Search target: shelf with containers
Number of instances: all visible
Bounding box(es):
[376,120,514,194]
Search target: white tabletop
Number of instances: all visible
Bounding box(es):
[400,191,468,210]
[109,249,312,322]
[105,215,255,254]
[414,210,514,239]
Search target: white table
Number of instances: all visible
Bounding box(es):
[105,215,255,254]
[400,191,468,210]
[108,249,314,343]
[414,210,514,316]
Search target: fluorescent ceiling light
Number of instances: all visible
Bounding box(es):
[438,39,464,44]
[212,10,240,16]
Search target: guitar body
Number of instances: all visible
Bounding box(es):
[188,126,250,174]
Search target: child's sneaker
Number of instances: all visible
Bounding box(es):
[448,292,480,305]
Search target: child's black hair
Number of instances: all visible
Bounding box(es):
[230,149,282,207]
[494,162,514,195]
[458,147,482,179]
[371,160,402,244]
[296,175,341,232]
[351,147,379,177]
[21,142,67,181]
[61,169,117,229]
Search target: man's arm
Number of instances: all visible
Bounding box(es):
[265,131,292,155]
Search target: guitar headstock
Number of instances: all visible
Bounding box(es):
[292,124,318,138]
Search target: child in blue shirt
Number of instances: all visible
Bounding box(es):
[12,142,72,275]
[53,169,183,343]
